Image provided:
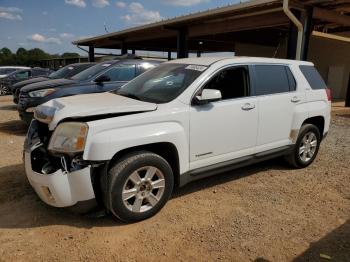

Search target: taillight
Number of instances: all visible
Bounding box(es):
[325,88,332,101]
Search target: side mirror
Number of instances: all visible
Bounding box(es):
[95,75,111,84]
[194,89,222,105]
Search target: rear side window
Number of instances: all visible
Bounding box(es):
[254,65,296,95]
[299,65,327,89]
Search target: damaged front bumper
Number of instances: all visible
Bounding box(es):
[24,120,97,210]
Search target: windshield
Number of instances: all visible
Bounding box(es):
[71,62,114,81]
[116,63,206,103]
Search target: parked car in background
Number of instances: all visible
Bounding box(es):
[0,67,51,96]
[24,57,331,222]
[18,59,161,123]
[12,63,95,103]
[0,66,30,78]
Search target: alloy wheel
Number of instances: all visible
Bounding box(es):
[299,131,318,162]
[122,166,166,213]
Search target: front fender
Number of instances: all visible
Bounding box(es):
[83,122,189,173]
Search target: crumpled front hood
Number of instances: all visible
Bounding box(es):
[35,92,158,130]
[21,78,78,92]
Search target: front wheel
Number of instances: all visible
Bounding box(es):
[285,124,321,168]
[107,151,174,222]
[0,84,10,96]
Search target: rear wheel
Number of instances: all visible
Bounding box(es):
[285,124,321,168]
[107,151,174,222]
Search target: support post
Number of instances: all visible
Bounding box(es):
[121,41,128,55]
[286,10,301,60]
[287,21,297,59]
[132,49,135,55]
[177,28,188,58]
[346,73,350,107]
[301,7,313,61]
[197,51,201,57]
[168,51,172,61]
[88,46,95,62]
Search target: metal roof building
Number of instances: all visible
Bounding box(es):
[73,0,350,103]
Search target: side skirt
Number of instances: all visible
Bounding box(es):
[179,145,293,187]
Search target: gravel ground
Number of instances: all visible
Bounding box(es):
[0,95,349,262]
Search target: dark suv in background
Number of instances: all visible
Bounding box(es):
[12,63,94,103]
[0,67,52,96]
[18,59,161,123]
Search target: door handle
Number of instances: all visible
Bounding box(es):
[241,103,255,111]
[291,96,301,103]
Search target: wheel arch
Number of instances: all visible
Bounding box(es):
[302,116,325,138]
[107,142,181,187]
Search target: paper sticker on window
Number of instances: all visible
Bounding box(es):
[185,65,207,72]
[102,64,111,67]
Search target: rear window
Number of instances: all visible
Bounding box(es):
[299,65,327,89]
[254,65,296,95]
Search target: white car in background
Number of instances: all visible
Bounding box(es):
[24,57,331,222]
[0,66,30,78]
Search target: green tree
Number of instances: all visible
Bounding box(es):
[0,48,15,65]
[0,47,82,67]
[15,48,28,65]
[61,52,79,58]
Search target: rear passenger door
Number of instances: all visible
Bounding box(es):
[253,64,303,152]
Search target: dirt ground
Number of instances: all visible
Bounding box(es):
[0,95,349,262]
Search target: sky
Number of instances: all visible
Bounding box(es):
[0,0,242,56]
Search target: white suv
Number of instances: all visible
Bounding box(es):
[24,57,331,222]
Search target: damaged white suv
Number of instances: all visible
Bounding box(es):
[24,57,331,222]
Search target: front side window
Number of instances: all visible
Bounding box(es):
[202,66,249,100]
[254,65,295,95]
[101,64,136,82]
[116,63,205,103]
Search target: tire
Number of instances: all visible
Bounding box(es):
[285,123,321,168]
[107,151,174,222]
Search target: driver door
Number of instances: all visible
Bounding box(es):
[189,65,258,170]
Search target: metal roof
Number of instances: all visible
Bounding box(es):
[73,0,350,51]
[73,0,280,46]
